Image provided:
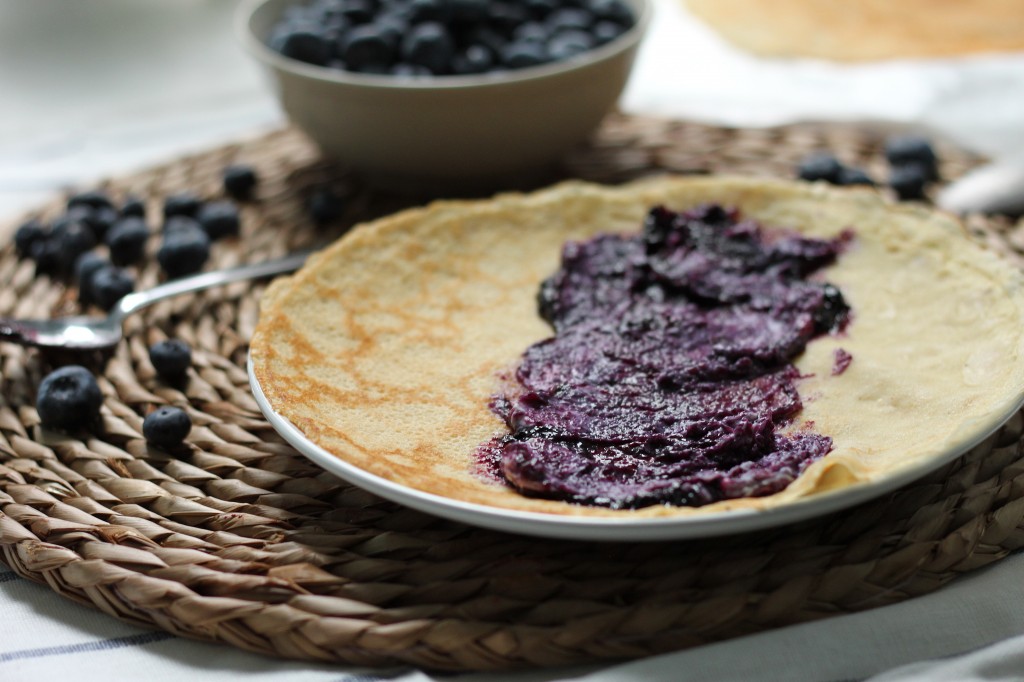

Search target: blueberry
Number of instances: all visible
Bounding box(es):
[797,153,844,184]
[502,40,549,68]
[50,219,97,269]
[339,0,376,24]
[74,252,110,305]
[341,24,396,70]
[121,195,147,218]
[14,218,46,258]
[87,206,119,242]
[391,62,434,76]
[525,0,559,19]
[157,223,210,278]
[586,0,632,24]
[307,186,346,224]
[163,192,203,219]
[67,189,114,212]
[593,20,626,44]
[31,239,68,277]
[813,283,850,334]
[451,44,494,74]
[149,339,192,380]
[838,166,876,187]
[885,134,939,181]
[163,215,203,234]
[223,165,259,200]
[52,206,95,237]
[889,164,929,201]
[402,22,455,73]
[488,2,531,32]
[142,406,192,449]
[90,266,135,311]
[513,22,550,43]
[545,7,595,32]
[275,27,333,65]
[450,0,488,23]
[463,26,507,58]
[547,28,594,60]
[195,201,241,241]
[36,365,103,431]
[407,0,450,23]
[373,13,410,47]
[105,216,150,265]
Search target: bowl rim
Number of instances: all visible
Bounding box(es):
[236,0,652,92]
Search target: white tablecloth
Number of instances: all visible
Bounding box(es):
[3,1,1024,680]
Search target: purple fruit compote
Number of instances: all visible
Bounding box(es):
[476,203,854,509]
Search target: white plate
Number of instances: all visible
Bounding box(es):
[248,356,1020,541]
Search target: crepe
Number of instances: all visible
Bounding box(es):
[250,176,1024,518]
[683,0,1024,61]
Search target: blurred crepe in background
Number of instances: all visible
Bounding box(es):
[681,0,1024,61]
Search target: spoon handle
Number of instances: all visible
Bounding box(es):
[113,251,311,321]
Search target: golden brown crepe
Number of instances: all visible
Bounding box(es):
[683,0,1024,61]
[250,176,1024,518]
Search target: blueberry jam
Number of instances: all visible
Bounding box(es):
[477,204,853,509]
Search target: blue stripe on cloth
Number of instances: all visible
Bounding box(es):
[0,632,176,664]
[0,571,22,583]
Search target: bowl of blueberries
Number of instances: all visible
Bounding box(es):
[238,0,650,192]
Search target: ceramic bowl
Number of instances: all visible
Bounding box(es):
[238,0,651,192]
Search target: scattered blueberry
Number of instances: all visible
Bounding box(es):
[163,192,204,219]
[41,219,97,275]
[121,195,147,218]
[36,365,103,431]
[306,186,346,224]
[885,134,939,181]
[86,206,119,242]
[74,252,110,305]
[889,163,929,201]
[838,166,876,187]
[106,216,150,265]
[797,153,844,184]
[31,238,69,277]
[195,201,241,240]
[157,222,211,278]
[142,406,192,448]
[67,189,114,212]
[14,218,46,258]
[149,339,192,380]
[223,165,259,200]
[163,215,203,234]
[90,266,135,311]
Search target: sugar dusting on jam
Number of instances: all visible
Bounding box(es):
[476,204,853,509]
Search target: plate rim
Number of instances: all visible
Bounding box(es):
[247,355,1023,541]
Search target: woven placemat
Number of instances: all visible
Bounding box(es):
[2,114,1024,672]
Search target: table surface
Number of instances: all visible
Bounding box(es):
[3,1,1024,680]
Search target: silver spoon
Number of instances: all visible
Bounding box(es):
[0,250,310,351]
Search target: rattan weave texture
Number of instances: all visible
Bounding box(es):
[1,114,1023,671]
